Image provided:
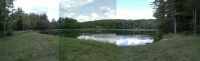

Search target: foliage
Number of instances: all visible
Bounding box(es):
[35,13,50,30]
[0,0,14,37]
[0,0,50,37]
[58,17,80,29]
[153,0,200,34]
[13,8,25,31]
[12,9,50,30]
[80,19,156,29]
[54,18,156,29]
[49,19,59,29]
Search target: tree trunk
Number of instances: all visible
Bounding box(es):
[3,0,6,37]
[174,16,177,34]
[193,9,197,35]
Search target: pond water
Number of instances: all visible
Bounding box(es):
[40,29,156,46]
[77,33,154,46]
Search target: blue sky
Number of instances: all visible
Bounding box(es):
[14,0,155,22]
[116,0,155,20]
[117,0,153,10]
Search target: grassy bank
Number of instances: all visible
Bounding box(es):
[0,32,59,61]
[0,32,117,61]
[0,32,200,61]
[59,37,117,61]
[117,34,200,61]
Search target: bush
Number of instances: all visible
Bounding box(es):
[154,31,163,42]
[6,31,13,36]
[0,31,13,37]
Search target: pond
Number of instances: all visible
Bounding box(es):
[40,29,156,46]
[77,33,154,46]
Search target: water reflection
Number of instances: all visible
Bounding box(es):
[77,33,154,46]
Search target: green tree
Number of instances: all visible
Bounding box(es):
[153,0,200,34]
[28,13,41,30]
[50,19,58,29]
[14,8,25,31]
[0,0,14,36]
[153,0,170,34]
[36,13,50,30]
[58,17,79,29]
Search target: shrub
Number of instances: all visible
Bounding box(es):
[154,31,163,42]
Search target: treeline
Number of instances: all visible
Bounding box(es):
[153,0,200,34]
[0,0,15,37]
[12,8,50,30]
[56,17,156,29]
[80,19,156,29]
[3,8,52,31]
[0,0,53,37]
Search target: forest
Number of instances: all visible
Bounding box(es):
[58,17,156,29]
[153,0,200,34]
[0,0,51,37]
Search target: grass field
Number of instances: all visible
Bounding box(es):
[0,32,200,61]
[0,32,59,61]
[117,34,200,61]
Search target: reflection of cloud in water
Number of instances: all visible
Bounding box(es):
[77,34,154,46]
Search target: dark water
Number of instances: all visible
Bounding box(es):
[40,29,156,46]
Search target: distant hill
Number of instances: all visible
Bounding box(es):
[80,19,156,29]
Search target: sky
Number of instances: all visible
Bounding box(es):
[14,0,59,21]
[117,0,155,19]
[14,0,155,22]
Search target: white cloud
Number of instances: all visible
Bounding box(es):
[14,0,59,21]
[75,8,155,22]
[100,6,112,13]
[116,9,155,19]
[60,0,93,9]
[75,13,102,22]
[91,13,99,20]
[99,6,116,19]
[59,0,116,22]
[61,12,75,18]
[59,0,94,17]
[75,15,90,22]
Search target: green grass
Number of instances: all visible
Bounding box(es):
[117,34,200,61]
[59,37,117,61]
[0,32,59,61]
[0,32,200,61]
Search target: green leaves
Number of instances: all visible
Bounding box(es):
[153,0,200,34]
[0,0,14,36]
[58,17,79,29]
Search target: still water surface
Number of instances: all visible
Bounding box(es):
[77,33,154,46]
[43,29,156,46]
